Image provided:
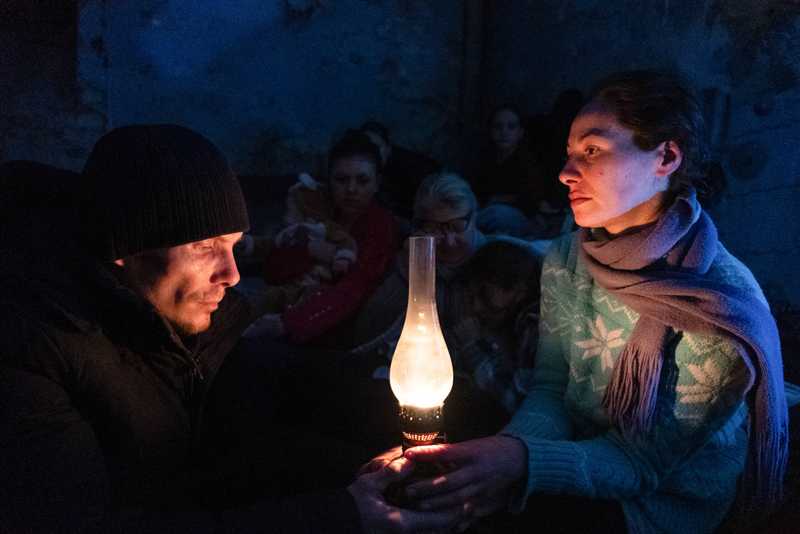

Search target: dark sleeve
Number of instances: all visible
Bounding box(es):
[219,489,361,534]
[101,487,361,534]
[0,365,113,532]
[0,314,361,534]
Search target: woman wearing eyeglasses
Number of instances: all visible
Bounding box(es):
[349,172,543,442]
[352,172,486,348]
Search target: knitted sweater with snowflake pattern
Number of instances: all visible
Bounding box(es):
[502,231,765,534]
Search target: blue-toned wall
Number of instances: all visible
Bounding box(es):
[0,3,103,170]
[77,0,465,176]
[2,1,798,305]
[485,0,800,306]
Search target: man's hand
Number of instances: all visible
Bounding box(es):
[348,456,471,534]
[357,445,403,476]
[403,436,527,519]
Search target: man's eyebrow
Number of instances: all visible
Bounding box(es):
[578,128,613,141]
[209,234,243,245]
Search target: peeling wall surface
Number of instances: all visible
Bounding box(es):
[77,0,463,176]
[486,0,800,305]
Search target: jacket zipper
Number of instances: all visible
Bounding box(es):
[190,355,205,382]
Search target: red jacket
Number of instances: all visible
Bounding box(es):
[264,202,398,344]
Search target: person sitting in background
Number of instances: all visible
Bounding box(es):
[244,130,398,347]
[360,120,441,222]
[351,172,543,440]
[397,70,788,534]
[472,104,543,237]
[237,172,359,313]
[447,240,541,414]
[352,172,488,357]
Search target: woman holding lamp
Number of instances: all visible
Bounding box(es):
[397,71,788,534]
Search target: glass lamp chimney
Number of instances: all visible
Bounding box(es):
[389,236,453,447]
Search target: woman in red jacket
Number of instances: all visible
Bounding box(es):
[246,131,398,346]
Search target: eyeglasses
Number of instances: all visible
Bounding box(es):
[412,211,473,235]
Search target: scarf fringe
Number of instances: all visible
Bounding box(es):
[581,190,788,512]
[603,342,663,437]
[744,366,789,510]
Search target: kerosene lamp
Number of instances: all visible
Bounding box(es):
[389,235,454,449]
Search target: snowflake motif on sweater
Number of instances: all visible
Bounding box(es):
[502,233,761,534]
[574,316,625,372]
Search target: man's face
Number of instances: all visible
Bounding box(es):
[118,232,243,335]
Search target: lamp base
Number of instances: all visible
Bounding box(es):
[386,404,448,508]
[398,404,446,450]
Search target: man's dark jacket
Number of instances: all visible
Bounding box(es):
[0,251,360,533]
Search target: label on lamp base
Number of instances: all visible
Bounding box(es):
[398,404,446,449]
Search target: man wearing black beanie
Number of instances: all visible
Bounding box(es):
[0,125,467,533]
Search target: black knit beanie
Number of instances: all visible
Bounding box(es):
[82,124,249,260]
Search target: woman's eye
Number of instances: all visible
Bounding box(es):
[585,146,599,157]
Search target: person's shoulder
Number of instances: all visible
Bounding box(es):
[545,231,580,269]
[534,231,593,297]
[0,268,106,377]
[0,255,99,337]
[709,242,768,307]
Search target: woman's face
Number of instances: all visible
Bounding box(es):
[413,202,478,266]
[329,155,379,221]
[490,109,525,155]
[559,100,671,234]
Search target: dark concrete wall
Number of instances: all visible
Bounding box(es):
[485,0,800,305]
[75,0,465,177]
[2,1,798,304]
[0,2,104,170]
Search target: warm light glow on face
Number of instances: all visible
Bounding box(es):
[389,236,454,408]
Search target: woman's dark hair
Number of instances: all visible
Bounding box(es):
[327,129,383,175]
[590,70,708,192]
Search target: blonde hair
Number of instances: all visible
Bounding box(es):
[413,172,477,217]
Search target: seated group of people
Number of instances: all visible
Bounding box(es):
[236,126,545,417]
[0,70,793,534]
